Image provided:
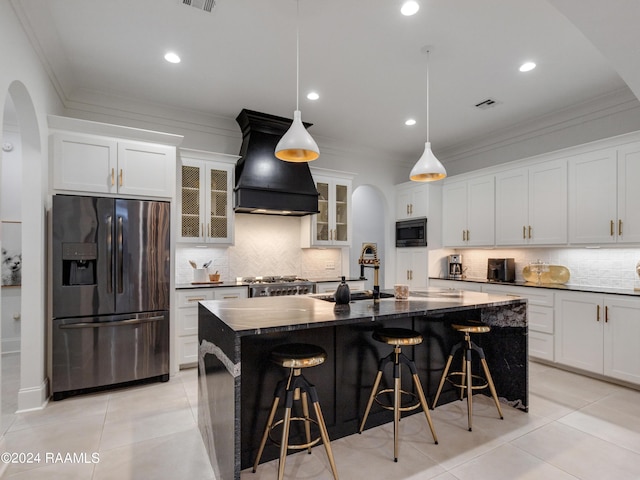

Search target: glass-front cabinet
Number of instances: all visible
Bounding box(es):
[177,149,238,244]
[302,170,353,247]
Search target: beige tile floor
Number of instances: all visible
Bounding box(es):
[2,356,640,479]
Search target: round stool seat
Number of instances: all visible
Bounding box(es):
[452,323,491,335]
[270,343,327,369]
[373,327,423,346]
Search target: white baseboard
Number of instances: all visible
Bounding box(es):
[16,379,48,412]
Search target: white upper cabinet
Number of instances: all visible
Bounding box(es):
[116,141,175,198]
[396,183,429,220]
[301,170,353,248]
[495,159,567,245]
[177,150,237,245]
[442,175,494,247]
[396,248,428,289]
[52,133,118,194]
[49,116,181,199]
[616,141,640,243]
[568,143,640,245]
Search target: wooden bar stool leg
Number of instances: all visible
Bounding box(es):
[412,373,438,444]
[393,363,401,462]
[359,370,383,433]
[301,391,313,454]
[278,396,294,480]
[253,382,285,472]
[313,401,339,479]
[460,352,468,401]
[432,353,453,408]
[480,358,504,420]
[465,348,473,431]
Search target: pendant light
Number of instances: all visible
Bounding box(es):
[275,0,319,162]
[410,48,446,182]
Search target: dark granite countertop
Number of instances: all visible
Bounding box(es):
[176,282,249,290]
[176,278,365,290]
[429,277,640,297]
[199,289,525,336]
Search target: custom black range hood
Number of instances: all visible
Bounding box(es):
[234,109,319,216]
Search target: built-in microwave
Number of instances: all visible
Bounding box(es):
[396,217,427,247]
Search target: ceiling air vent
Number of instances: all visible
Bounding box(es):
[475,98,500,110]
[182,0,216,13]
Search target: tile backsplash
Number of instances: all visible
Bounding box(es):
[175,214,343,284]
[431,247,640,290]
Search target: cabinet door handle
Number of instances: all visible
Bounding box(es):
[619,219,623,236]
[605,305,609,323]
[610,220,614,236]
[410,270,413,280]
[410,204,413,215]
[407,204,410,215]
[528,226,532,239]
[523,226,526,239]
[206,223,210,238]
[188,297,206,302]
[111,168,115,186]
[223,295,239,299]
[201,223,204,237]
[466,230,470,242]
[597,304,600,322]
[119,169,123,187]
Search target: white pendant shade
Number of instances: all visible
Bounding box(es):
[275,110,320,162]
[410,142,447,181]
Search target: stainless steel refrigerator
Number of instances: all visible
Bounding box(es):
[51,194,170,400]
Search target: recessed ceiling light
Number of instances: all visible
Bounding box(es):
[164,52,181,64]
[307,92,320,100]
[519,61,536,72]
[405,119,417,126]
[401,1,420,16]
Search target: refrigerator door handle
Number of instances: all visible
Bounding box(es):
[117,216,124,294]
[59,316,165,329]
[106,215,113,294]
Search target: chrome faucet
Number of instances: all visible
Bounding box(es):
[358,243,381,302]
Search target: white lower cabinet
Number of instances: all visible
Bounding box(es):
[482,284,555,362]
[176,287,248,367]
[396,248,428,289]
[555,291,640,384]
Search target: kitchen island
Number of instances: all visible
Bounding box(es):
[198,290,528,480]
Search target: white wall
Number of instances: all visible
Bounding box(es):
[0,0,65,414]
[1,127,22,354]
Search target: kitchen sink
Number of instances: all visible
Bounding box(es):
[315,291,395,302]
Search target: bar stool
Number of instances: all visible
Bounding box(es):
[432,321,504,431]
[253,343,338,480]
[359,327,438,462]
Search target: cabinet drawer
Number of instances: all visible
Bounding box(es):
[529,304,554,334]
[529,331,554,361]
[212,287,248,300]
[177,289,216,308]
[177,308,198,336]
[178,335,198,366]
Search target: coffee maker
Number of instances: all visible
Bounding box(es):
[447,254,463,280]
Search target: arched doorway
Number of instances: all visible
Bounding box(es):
[351,185,388,290]
[1,81,45,419]
[1,93,23,434]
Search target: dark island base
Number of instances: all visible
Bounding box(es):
[198,298,527,480]
[238,308,527,469]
